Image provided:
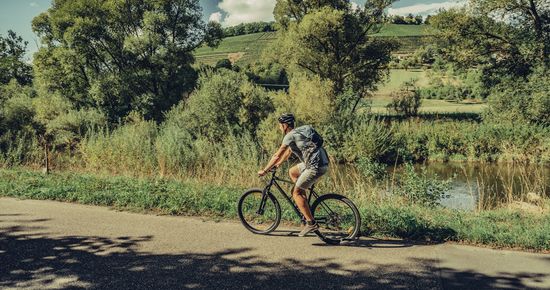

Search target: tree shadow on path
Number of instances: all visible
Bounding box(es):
[1,224,548,290]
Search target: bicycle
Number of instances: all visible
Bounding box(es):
[237,167,361,245]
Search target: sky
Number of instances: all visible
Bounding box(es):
[1,0,466,58]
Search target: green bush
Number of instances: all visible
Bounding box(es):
[179,69,273,140]
[386,81,421,117]
[391,120,550,163]
[392,163,452,207]
[485,67,550,126]
[46,109,106,147]
[0,130,41,166]
[356,157,387,181]
[341,116,396,162]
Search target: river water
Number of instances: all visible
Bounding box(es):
[331,162,550,211]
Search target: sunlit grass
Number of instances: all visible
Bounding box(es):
[1,168,548,251]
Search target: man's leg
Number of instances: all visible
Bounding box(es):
[288,164,315,222]
[288,164,301,183]
[292,186,315,222]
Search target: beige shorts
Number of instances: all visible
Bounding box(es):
[296,163,328,190]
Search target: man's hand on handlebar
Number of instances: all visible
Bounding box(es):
[258,165,278,177]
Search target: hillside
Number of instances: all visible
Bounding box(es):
[194,24,433,65]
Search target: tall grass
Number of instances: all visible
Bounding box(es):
[474,164,549,211]
[1,168,548,251]
[0,130,42,167]
[80,120,158,176]
[3,116,548,211]
[79,119,266,187]
[391,120,550,163]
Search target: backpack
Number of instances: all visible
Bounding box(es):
[297,125,324,149]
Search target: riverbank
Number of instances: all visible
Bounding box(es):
[1,168,548,252]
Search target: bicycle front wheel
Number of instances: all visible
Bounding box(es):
[238,188,281,234]
[311,193,361,243]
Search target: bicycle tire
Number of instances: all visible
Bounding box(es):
[311,193,361,244]
[238,188,281,234]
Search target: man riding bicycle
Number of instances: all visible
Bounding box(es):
[258,113,330,237]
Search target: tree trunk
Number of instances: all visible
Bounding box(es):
[43,140,50,174]
[528,0,547,62]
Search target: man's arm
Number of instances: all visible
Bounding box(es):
[274,147,292,168]
[258,144,289,176]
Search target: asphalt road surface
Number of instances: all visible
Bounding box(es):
[1,197,549,289]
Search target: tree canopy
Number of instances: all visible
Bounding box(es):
[32,0,222,122]
[431,0,549,80]
[0,30,32,86]
[273,0,398,115]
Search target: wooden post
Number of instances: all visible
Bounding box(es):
[42,139,50,174]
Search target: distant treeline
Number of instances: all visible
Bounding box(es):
[387,14,429,25]
[223,21,277,37]
[221,15,428,39]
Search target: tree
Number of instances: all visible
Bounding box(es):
[424,15,432,25]
[391,15,406,24]
[274,0,350,29]
[273,0,398,115]
[386,80,422,117]
[432,1,549,124]
[405,13,415,24]
[431,0,549,79]
[0,30,32,85]
[32,0,223,122]
[471,0,549,63]
[215,59,233,70]
[484,67,550,125]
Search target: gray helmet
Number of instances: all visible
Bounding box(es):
[277,113,295,124]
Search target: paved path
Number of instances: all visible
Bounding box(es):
[1,197,549,289]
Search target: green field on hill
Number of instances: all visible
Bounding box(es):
[194,24,431,65]
[372,69,486,114]
[194,26,483,114]
[371,24,433,36]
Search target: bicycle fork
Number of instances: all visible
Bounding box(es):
[256,188,270,215]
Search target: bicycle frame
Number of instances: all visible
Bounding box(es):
[260,170,322,223]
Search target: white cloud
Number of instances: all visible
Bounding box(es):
[351,1,361,11]
[209,12,223,23]
[388,1,466,16]
[218,0,276,26]
[30,2,39,7]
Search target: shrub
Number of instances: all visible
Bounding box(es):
[0,130,41,166]
[386,81,421,117]
[215,59,232,70]
[341,116,396,163]
[46,109,106,147]
[484,67,550,126]
[179,69,274,140]
[356,157,387,181]
[392,163,452,207]
[155,123,197,176]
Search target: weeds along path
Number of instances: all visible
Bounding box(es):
[1,168,549,252]
[1,197,549,289]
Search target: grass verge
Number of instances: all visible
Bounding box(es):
[1,168,548,251]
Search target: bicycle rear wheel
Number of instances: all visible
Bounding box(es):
[238,188,281,234]
[311,193,361,244]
